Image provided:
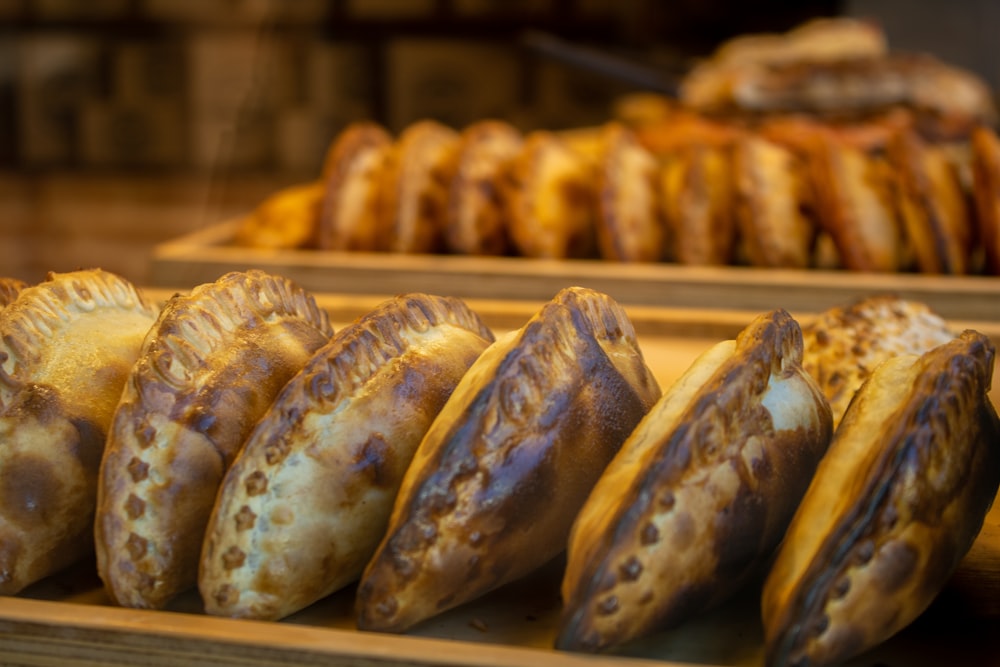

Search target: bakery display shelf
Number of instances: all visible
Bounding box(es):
[150,220,1000,323]
[1,294,998,667]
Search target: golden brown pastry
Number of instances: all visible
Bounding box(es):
[0,269,158,595]
[756,108,915,159]
[315,121,393,252]
[199,293,494,621]
[0,277,27,308]
[233,181,324,250]
[443,120,522,256]
[889,129,972,274]
[762,330,1000,667]
[732,134,816,268]
[970,124,1000,274]
[633,109,745,159]
[504,131,598,259]
[557,309,832,653]
[681,15,995,123]
[708,18,887,69]
[717,55,994,121]
[95,269,333,610]
[355,286,661,633]
[594,122,666,262]
[680,18,888,113]
[376,119,460,254]
[809,136,903,272]
[660,144,736,266]
[801,295,955,429]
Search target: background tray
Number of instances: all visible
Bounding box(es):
[150,220,1000,323]
[1,294,998,667]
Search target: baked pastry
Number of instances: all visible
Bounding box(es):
[970,124,1000,274]
[634,109,745,159]
[757,108,916,158]
[95,269,333,610]
[679,18,888,113]
[704,17,888,69]
[0,269,158,595]
[443,120,522,256]
[801,295,955,428]
[660,144,736,265]
[556,309,832,653]
[762,330,1000,667]
[0,277,27,308]
[200,293,494,621]
[594,122,666,262]
[809,136,902,272]
[889,129,972,274]
[732,134,816,268]
[355,286,661,633]
[233,181,324,250]
[504,131,598,259]
[681,16,995,123]
[376,119,460,254]
[315,121,393,252]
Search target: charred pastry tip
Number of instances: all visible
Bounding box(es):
[554,615,605,654]
[356,588,401,631]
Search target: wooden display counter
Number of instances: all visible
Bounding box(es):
[150,220,1000,323]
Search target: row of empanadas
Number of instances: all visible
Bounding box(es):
[238,118,652,262]
[2,270,996,667]
[0,268,336,601]
[652,108,989,274]
[235,109,1000,276]
[554,295,997,666]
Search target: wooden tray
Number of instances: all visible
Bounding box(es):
[2,294,998,667]
[150,220,1000,322]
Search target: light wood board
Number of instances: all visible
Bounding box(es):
[150,220,1000,323]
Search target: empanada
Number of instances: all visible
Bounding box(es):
[376,119,459,254]
[762,330,1000,667]
[443,119,522,256]
[970,124,1000,274]
[315,121,392,252]
[801,295,955,428]
[504,131,598,259]
[355,287,661,633]
[0,269,158,595]
[809,136,902,272]
[594,122,666,263]
[660,144,736,266]
[889,129,972,274]
[556,309,832,652]
[200,293,494,621]
[732,134,816,268]
[95,269,333,610]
